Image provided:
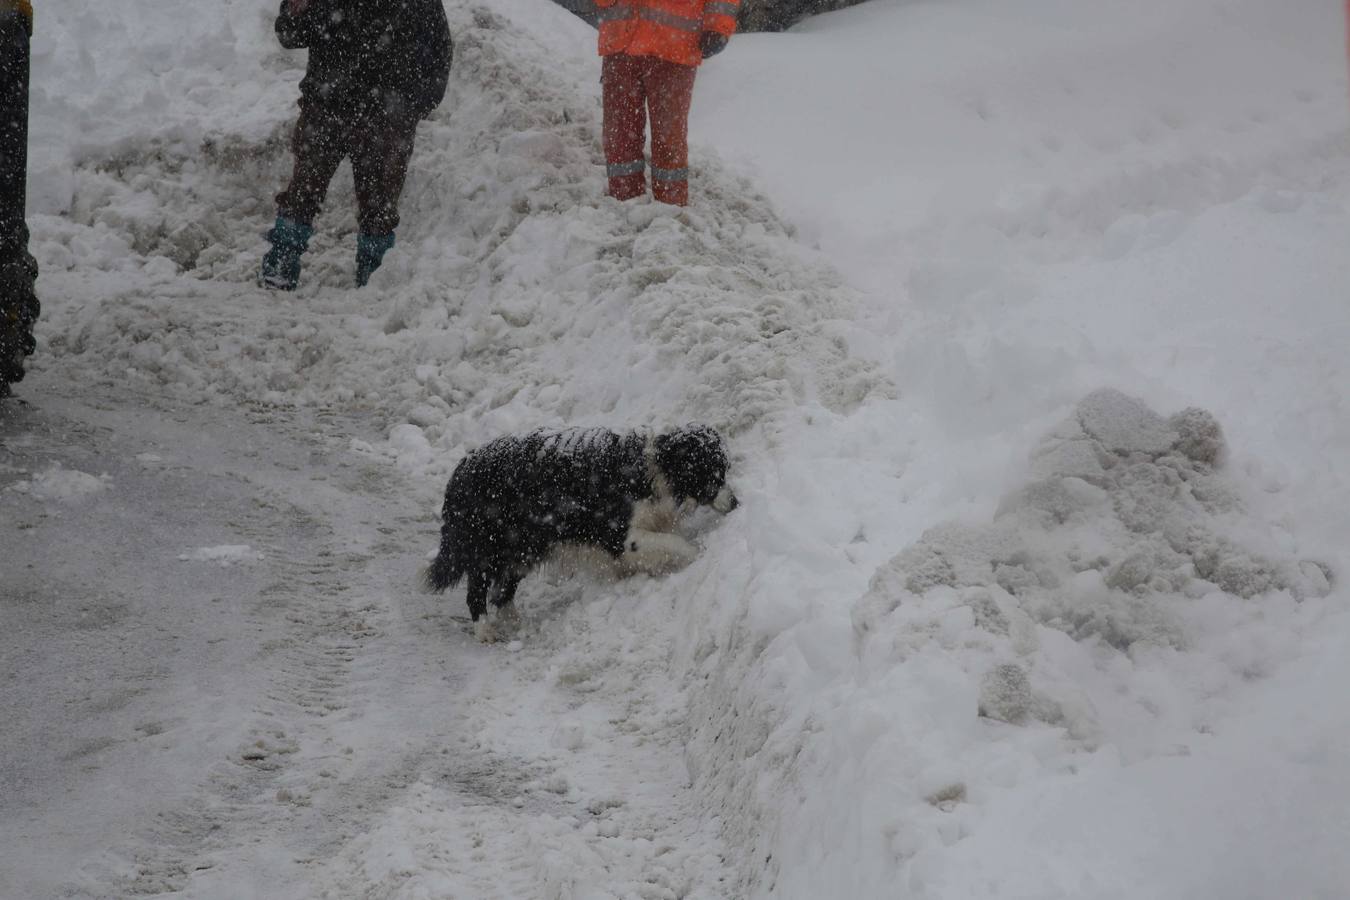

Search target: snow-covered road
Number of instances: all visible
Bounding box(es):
[2,377,459,895]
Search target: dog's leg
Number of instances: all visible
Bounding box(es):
[622,528,698,575]
[467,573,495,643]
[492,575,522,627]
[491,575,521,609]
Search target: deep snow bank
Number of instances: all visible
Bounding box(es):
[34,2,886,466]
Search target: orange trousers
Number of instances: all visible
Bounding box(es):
[602,53,696,206]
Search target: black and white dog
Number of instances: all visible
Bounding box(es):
[423,424,738,641]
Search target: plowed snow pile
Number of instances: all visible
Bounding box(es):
[34,3,883,457]
[682,390,1345,898]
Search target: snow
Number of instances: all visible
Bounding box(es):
[178,545,266,566]
[2,0,1348,897]
[6,462,111,501]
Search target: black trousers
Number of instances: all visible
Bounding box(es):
[275,101,419,236]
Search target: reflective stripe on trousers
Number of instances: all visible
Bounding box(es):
[606,159,645,178]
[650,165,688,183]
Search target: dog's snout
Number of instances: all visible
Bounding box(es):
[712,486,738,514]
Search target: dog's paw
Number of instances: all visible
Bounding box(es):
[474,618,498,643]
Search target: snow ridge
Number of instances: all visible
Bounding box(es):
[36,3,889,461]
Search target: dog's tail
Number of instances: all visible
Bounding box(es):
[421,542,466,593]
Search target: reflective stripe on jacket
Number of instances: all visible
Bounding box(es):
[595,0,739,68]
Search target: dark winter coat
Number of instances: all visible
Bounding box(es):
[275,0,452,122]
[1,4,39,393]
[1,5,33,262]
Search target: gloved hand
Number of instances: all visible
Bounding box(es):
[699,31,727,59]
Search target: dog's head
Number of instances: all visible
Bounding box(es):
[653,425,738,513]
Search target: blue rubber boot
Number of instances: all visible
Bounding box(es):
[258,216,314,291]
[354,232,395,288]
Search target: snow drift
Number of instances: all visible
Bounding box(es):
[685,389,1340,898]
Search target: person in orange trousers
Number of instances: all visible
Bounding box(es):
[593,0,739,206]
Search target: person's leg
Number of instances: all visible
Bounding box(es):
[349,112,418,286]
[645,58,697,207]
[0,8,39,396]
[262,104,346,289]
[275,104,347,227]
[602,53,648,201]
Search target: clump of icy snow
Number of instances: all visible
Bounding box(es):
[177,545,265,566]
[7,464,112,501]
[1168,405,1227,467]
[854,388,1333,736]
[1075,386,1180,456]
[977,662,1033,724]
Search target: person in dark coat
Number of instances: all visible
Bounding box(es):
[261,0,452,290]
[0,0,39,398]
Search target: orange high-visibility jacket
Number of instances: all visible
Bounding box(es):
[595,0,739,68]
